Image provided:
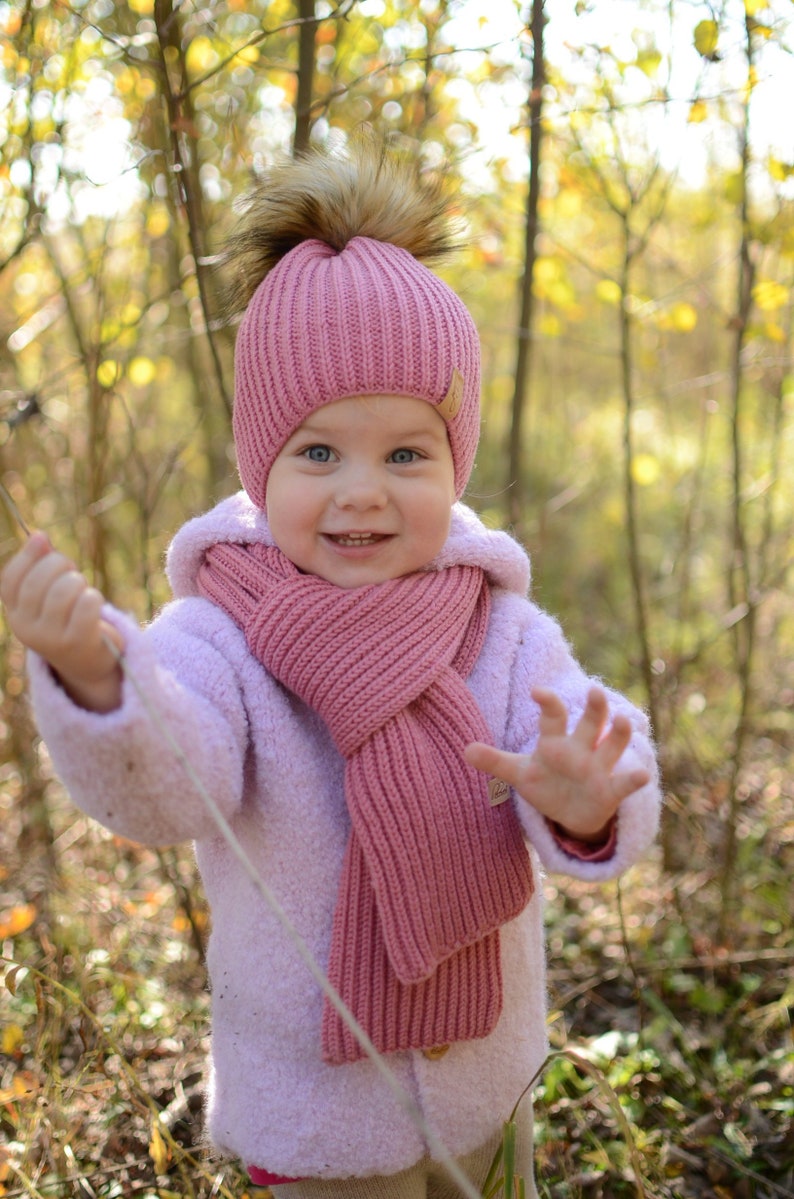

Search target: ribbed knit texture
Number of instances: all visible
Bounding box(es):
[232,237,481,507]
[197,543,534,1063]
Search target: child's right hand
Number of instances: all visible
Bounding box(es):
[0,532,124,712]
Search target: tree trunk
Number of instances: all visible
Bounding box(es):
[718,13,757,946]
[618,229,657,734]
[507,0,545,539]
[293,0,316,155]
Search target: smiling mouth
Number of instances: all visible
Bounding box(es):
[326,532,390,547]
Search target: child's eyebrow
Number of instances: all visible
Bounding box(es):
[288,422,334,440]
[389,427,447,442]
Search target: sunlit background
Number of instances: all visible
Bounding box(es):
[1,2,792,1195]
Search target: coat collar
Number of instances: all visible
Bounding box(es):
[166,492,530,601]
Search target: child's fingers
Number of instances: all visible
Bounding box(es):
[61,582,105,641]
[610,766,651,802]
[464,741,523,788]
[530,687,569,737]
[16,551,80,625]
[0,531,53,608]
[593,711,634,772]
[15,568,86,660]
[569,687,610,748]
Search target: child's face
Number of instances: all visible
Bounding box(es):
[265,394,456,588]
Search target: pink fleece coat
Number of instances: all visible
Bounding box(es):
[28,496,661,1180]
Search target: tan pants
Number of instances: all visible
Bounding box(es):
[270,1110,538,1199]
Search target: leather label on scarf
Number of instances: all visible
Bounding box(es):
[488,778,510,807]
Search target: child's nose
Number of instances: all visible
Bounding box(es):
[333,465,388,510]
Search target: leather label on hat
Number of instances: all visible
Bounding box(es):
[436,368,464,421]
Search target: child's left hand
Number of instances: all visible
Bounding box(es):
[464,686,650,843]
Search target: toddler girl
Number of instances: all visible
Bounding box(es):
[1,140,661,1197]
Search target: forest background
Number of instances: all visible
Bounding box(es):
[0,0,791,1196]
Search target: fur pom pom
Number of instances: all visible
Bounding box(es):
[223,136,463,314]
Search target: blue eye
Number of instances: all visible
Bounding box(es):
[304,445,332,462]
[390,448,418,464]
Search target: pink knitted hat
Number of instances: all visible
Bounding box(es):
[232,235,481,507]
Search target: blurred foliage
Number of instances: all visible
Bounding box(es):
[0,0,793,1194]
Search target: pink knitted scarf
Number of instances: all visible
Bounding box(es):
[197,542,534,1063]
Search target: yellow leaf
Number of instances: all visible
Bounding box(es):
[688,99,708,124]
[636,49,662,77]
[545,279,576,309]
[100,317,121,343]
[669,302,698,332]
[185,36,218,77]
[146,206,171,238]
[149,1119,171,1175]
[235,45,260,66]
[0,1070,39,1104]
[121,303,143,326]
[753,280,788,311]
[114,66,136,95]
[535,257,562,285]
[768,158,793,182]
[631,454,661,486]
[97,360,122,388]
[595,279,622,305]
[557,190,582,220]
[172,909,207,934]
[129,356,157,387]
[128,0,154,11]
[1,1025,24,1054]
[539,313,562,338]
[32,117,55,141]
[693,19,719,58]
[0,904,36,938]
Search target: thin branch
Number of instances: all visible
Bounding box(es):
[181,0,358,99]
[153,0,232,419]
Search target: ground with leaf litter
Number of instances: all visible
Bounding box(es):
[1,740,792,1198]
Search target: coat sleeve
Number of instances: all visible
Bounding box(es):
[501,599,662,881]
[27,597,251,846]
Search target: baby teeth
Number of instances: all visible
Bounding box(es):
[334,533,379,546]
